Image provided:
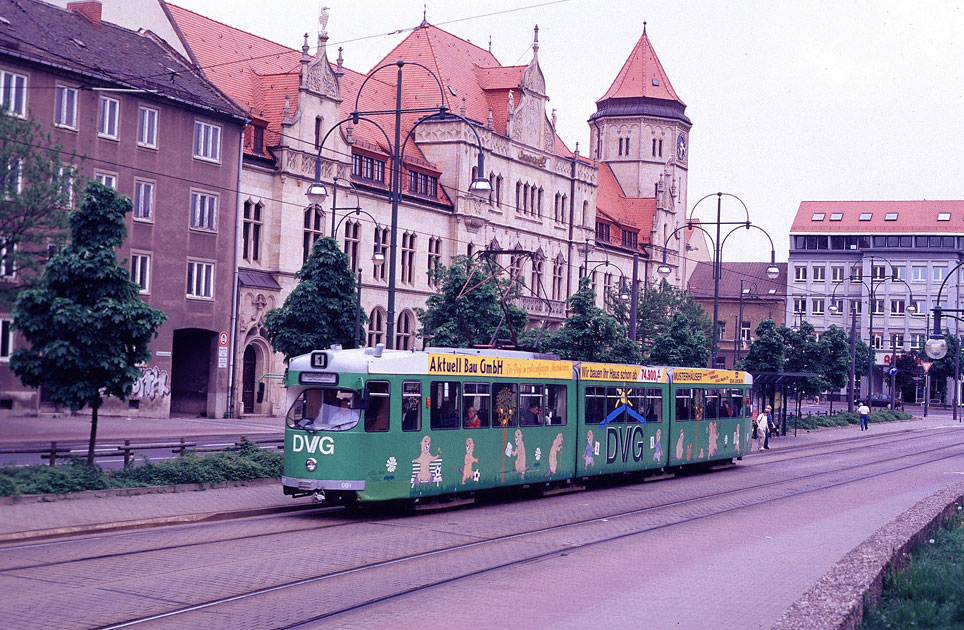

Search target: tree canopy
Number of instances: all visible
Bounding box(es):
[265,236,361,360]
[0,109,80,304]
[635,279,711,366]
[11,182,166,464]
[539,277,642,363]
[416,255,527,348]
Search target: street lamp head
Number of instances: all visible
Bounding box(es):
[766,264,780,280]
[656,263,672,277]
[828,304,838,313]
[372,242,385,263]
[619,279,630,301]
[469,176,492,196]
[306,181,328,206]
[925,336,948,360]
[907,303,917,314]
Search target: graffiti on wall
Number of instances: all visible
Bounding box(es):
[132,365,171,400]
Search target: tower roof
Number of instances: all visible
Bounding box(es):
[591,24,689,125]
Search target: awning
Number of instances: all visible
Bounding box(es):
[238,270,281,290]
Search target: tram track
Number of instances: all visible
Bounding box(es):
[3,425,956,575]
[89,436,964,629]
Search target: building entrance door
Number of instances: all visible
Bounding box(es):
[242,345,256,413]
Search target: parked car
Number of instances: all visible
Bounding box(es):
[868,393,893,408]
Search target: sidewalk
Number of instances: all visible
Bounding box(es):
[0,411,956,543]
[0,409,283,446]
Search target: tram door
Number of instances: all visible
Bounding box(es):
[242,346,256,413]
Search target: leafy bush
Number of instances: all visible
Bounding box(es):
[787,408,911,431]
[0,439,282,497]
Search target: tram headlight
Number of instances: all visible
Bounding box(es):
[305,458,317,472]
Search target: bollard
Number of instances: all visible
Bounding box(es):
[122,439,132,467]
[49,441,57,467]
[178,437,187,457]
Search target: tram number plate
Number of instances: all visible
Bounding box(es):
[340,482,353,489]
[310,352,328,369]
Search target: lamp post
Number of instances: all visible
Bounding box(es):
[334,208,385,348]
[829,260,916,407]
[924,258,964,420]
[735,280,758,366]
[323,176,362,236]
[307,60,491,349]
[657,192,779,368]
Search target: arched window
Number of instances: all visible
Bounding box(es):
[396,310,414,350]
[343,219,360,272]
[367,307,386,347]
[303,206,323,263]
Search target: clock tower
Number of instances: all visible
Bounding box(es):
[589,23,691,271]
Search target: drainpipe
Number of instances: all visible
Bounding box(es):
[226,128,244,418]
[565,155,576,301]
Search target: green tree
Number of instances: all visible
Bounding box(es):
[0,109,80,303]
[819,325,852,410]
[779,321,829,396]
[416,255,527,348]
[738,319,785,373]
[265,237,361,360]
[540,277,642,363]
[10,182,166,465]
[635,279,711,364]
[647,312,710,367]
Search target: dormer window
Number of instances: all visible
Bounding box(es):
[352,153,386,184]
[859,213,872,221]
[884,212,898,221]
[652,78,659,86]
[829,213,843,221]
[938,212,951,221]
[811,213,825,221]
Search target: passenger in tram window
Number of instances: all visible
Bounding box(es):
[721,400,733,418]
[465,406,482,428]
[527,402,542,425]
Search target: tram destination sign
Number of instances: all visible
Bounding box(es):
[428,353,573,380]
[310,352,328,369]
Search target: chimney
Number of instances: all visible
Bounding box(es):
[67,1,102,23]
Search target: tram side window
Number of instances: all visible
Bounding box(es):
[430,381,461,429]
[704,388,720,420]
[545,384,567,425]
[605,387,627,424]
[624,387,646,424]
[286,389,360,432]
[676,388,697,421]
[364,381,391,432]
[643,388,662,423]
[402,381,422,431]
[520,383,544,426]
[584,386,606,424]
[492,383,518,427]
[463,382,491,428]
[730,389,746,417]
[719,389,735,418]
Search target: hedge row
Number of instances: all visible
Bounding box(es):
[0,438,282,498]
[789,409,912,431]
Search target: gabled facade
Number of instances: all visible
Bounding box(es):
[0,0,246,416]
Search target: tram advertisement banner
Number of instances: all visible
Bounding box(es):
[672,368,746,385]
[427,354,573,380]
[578,363,666,383]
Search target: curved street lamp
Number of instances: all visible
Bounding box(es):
[307,59,491,349]
[829,255,917,404]
[656,192,778,368]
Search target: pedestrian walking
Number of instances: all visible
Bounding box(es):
[858,401,870,431]
[757,405,772,451]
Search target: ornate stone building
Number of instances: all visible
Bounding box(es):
[163,6,699,416]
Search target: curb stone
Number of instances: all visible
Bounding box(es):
[0,476,280,506]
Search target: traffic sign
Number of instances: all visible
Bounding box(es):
[922,362,933,373]
[889,366,897,376]
[218,331,229,347]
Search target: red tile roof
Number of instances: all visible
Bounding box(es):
[595,163,656,245]
[688,262,788,300]
[597,29,684,105]
[791,201,964,233]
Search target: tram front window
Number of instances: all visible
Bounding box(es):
[287,389,360,432]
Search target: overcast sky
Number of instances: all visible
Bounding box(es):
[172,0,964,262]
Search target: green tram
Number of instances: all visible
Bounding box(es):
[282,346,754,507]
